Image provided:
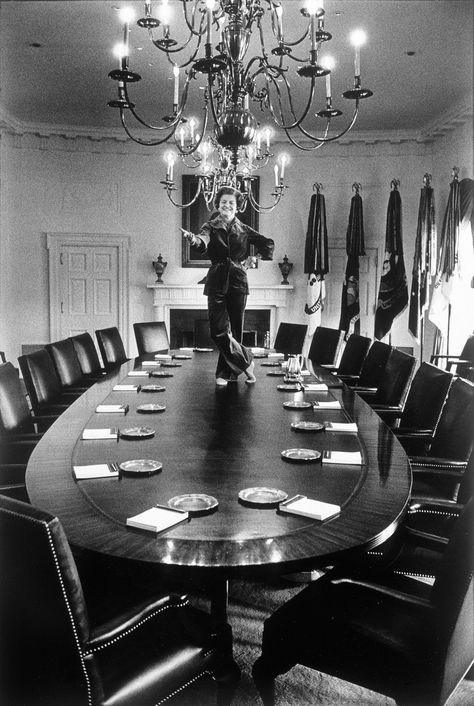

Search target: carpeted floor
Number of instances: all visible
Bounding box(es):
[188,577,474,706]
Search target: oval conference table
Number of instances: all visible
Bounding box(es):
[26,350,411,624]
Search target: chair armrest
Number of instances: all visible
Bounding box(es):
[85,593,189,651]
[409,457,467,471]
[31,414,58,432]
[319,364,337,371]
[337,374,360,381]
[371,404,404,414]
[330,577,433,610]
[409,497,464,514]
[351,386,377,395]
[403,527,450,550]
[395,430,433,440]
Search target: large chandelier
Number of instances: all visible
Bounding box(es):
[108,0,372,212]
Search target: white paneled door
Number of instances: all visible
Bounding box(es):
[322,246,379,338]
[47,233,130,344]
[59,245,118,337]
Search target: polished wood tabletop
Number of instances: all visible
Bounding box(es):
[26,351,411,595]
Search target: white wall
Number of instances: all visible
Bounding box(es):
[0,119,472,363]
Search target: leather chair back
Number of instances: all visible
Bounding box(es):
[399,362,453,430]
[18,349,64,414]
[457,334,474,380]
[0,495,91,705]
[336,334,371,376]
[308,327,345,366]
[71,332,103,375]
[95,327,128,370]
[0,362,34,435]
[273,323,308,355]
[357,341,392,388]
[430,377,474,461]
[372,349,416,407]
[133,321,169,356]
[46,338,86,387]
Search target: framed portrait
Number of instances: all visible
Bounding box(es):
[181,174,260,267]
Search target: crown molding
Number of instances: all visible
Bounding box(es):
[0,96,471,148]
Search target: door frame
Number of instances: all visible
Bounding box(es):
[46,232,131,344]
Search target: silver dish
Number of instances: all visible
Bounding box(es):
[141,384,166,392]
[173,354,192,360]
[120,426,155,439]
[194,347,213,352]
[149,371,174,378]
[281,448,321,462]
[238,487,288,507]
[291,421,325,432]
[277,384,301,391]
[283,400,312,409]
[119,459,162,475]
[168,494,218,516]
[136,404,166,413]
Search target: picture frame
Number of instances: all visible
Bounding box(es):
[181,174,260,268]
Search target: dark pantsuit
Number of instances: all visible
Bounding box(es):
[208,290,253,379]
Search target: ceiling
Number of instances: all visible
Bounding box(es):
[0,0,473,138]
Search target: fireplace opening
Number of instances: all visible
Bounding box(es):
[169,309,271,348]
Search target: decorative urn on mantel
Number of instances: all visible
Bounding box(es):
[278,254,293,285]
[152,254,167,284]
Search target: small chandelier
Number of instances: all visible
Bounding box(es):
[108,0,373,212]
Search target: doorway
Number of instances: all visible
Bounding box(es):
[47,233,130,345]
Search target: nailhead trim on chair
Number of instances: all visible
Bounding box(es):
[408,508,461,517]
[154,670,213,706]
[410,461,467,469]
[1,506,93,705]
[83,600,190,655]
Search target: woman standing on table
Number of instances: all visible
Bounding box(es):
[181,186,274,386]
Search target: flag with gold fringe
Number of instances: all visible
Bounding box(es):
[303,188,328,356]
[338,189,365,336]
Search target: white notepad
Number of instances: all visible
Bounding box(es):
[324,422,358,433]
[322,450,363,464]
[303,383,329,391]
[126,505,189,533]
[128,370,148,377]
[280,495,340,521]
[113,384,139,392]
[313,400,342,409]
[82,428,118,440]
[154,354,172,361]
[268,352,285,358]
[141,360,161,367]
[73,464,119,479]
[95,404,128,414]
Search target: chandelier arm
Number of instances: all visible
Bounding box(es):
[122,74,193,131]
[265,71,316,130]
[283,127,328,151]
[180,0,208,38]
[244,181,284,213]
[278,28,310,48]
[293,101,360,143]
[165,179,204,209]
[119,110,180,146]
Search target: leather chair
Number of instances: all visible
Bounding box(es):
[18,349,82,416]
[95,327,129,371]
[133,321,170,356]
[321,333,371,377]
[338,340,392,390]
[0,495,241,706]
[273,323,308,356]
[253,498,474,706]
[431,333,474,381]
[307,326,345,366]
[71,332,106,376]
[354,348,417,411]
[0,362,56,497]
[45,338,97,392]
[400,377,474,501]
[376,362,453,436]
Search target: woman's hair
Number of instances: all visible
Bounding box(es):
[214,186,244,211]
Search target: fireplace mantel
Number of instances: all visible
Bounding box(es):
[147,283,294,340]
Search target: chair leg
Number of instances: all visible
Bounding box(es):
[252,657,276,706]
